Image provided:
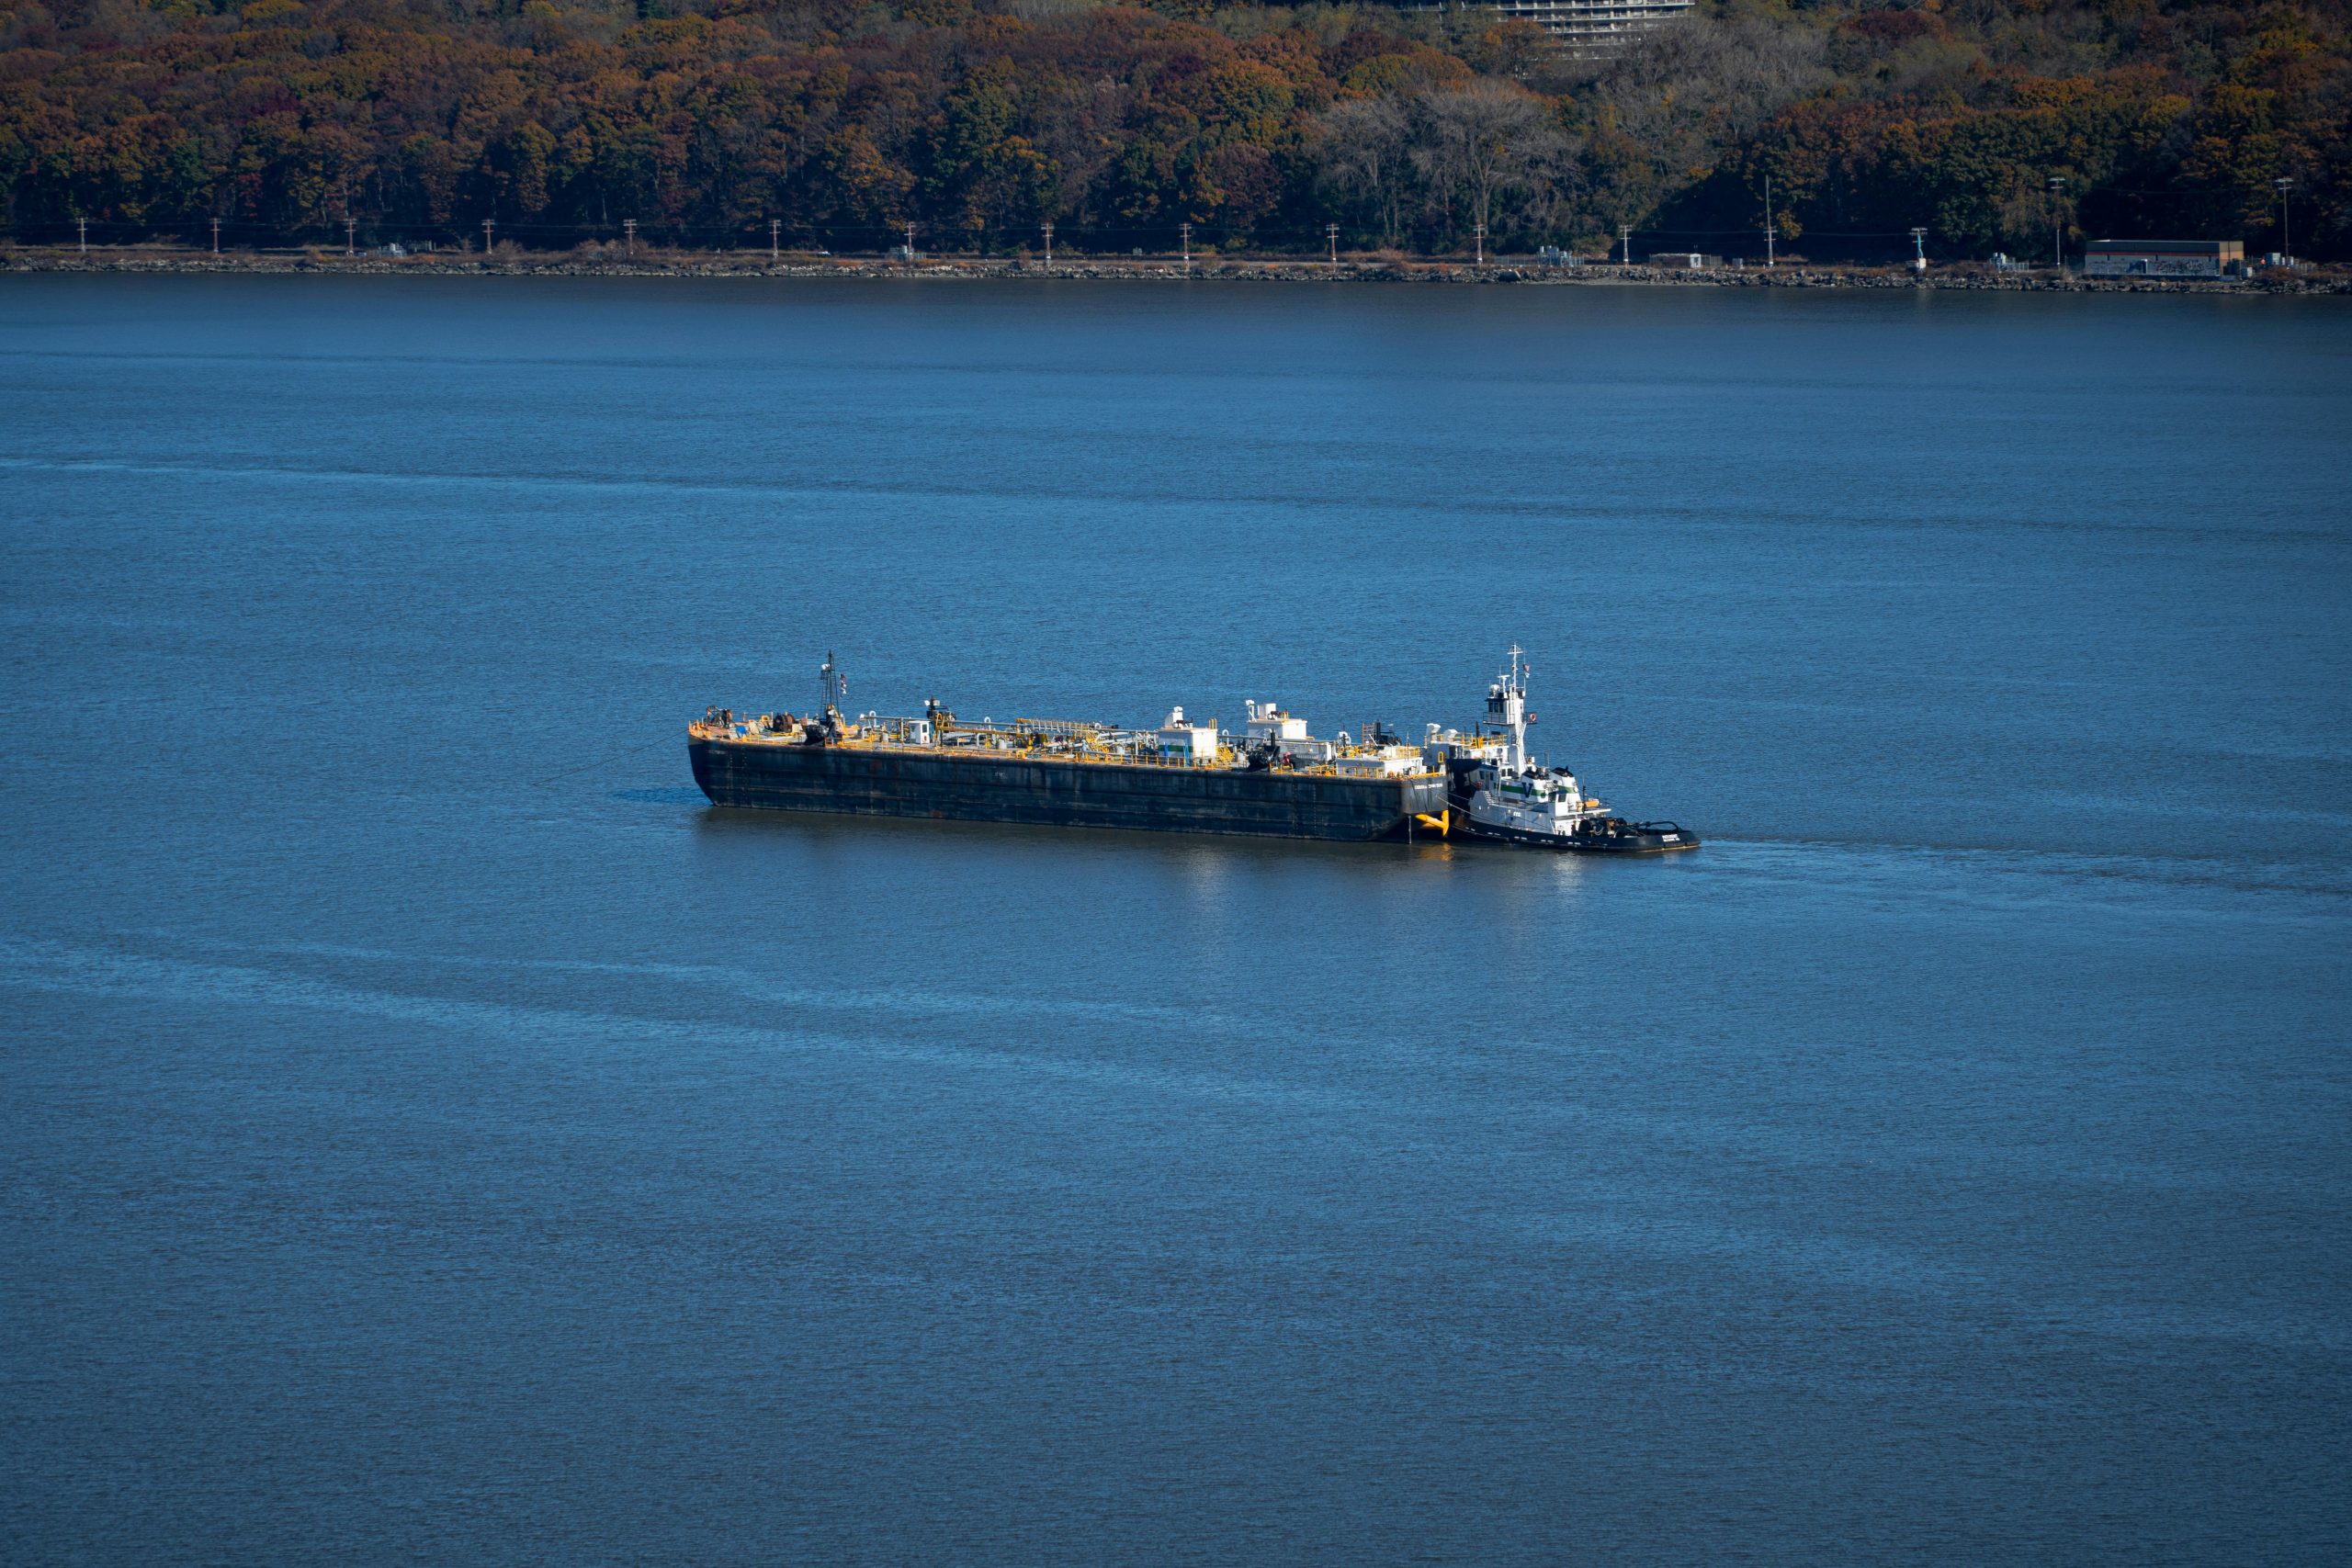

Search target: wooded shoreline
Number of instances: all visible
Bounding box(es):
[5,249,2345,295]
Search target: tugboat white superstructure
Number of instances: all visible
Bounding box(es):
[1436,647,1698,854]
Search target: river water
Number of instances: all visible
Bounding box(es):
[2,276,2346,1564]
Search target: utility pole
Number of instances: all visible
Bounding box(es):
[2047,176,2065,272]
[2276,176,2292,262]
[78,217,87,254]
[624,218,636,255]
[211,217,220,254]
[1180,221,1192,272]
[346,217,356,256]
[1327,222,1338,265]
[1474,222,1486,266]
[903,220,915,261]
[1041,220,1053,266]
[482,217,494,255]
[1764,173,1775,267]
[770,219,780,261]
[1620,224,1631,265]
[1909,226,1928,274]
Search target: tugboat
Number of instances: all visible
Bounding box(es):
[1441,648,1698,853]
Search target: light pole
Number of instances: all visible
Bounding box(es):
[78,217,87,254]
[210,217,220,254]
[346,217,356,256]
[1041,220,1053,267]
[482,217,494,256]
[2047,176,2065,272]
[1474,222,1486,267]
[1763,173,1775,267]
[2276,176,2292,262]
[1327,222,1338,265]
[1620,224,1631,265]
[1909,226,1928,274]
[624,218,636,255]
[1180,221,1191,272]
[770,219,780,261]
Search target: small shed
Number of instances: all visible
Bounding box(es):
[2083,240,2244,278]
[1157,705,1219,765]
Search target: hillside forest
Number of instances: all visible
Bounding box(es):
[2,0,2345,262]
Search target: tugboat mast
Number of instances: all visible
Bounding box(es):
[1487,644,1530,774]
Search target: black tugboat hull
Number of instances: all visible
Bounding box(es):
[1453,815,1700,854]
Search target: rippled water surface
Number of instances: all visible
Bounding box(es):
[3,276,2347,1564]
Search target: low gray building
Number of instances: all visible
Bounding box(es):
[2083,240,2245,277]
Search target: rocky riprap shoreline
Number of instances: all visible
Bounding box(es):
[5,250,2343,294]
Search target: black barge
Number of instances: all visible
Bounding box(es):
[690,722,1450,843]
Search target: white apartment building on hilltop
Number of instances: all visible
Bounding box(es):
[1407,0,1696,55]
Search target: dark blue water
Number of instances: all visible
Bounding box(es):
[3,276,2346,1564]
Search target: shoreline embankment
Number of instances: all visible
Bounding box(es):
[4,248,2344,294]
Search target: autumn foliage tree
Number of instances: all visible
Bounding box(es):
[0,0,2344,260]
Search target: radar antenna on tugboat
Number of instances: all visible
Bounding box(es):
[1488,643,1531,774]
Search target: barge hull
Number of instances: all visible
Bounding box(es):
[691,739,1448,842]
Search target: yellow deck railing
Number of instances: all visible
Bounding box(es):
[690,725,1442,780]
